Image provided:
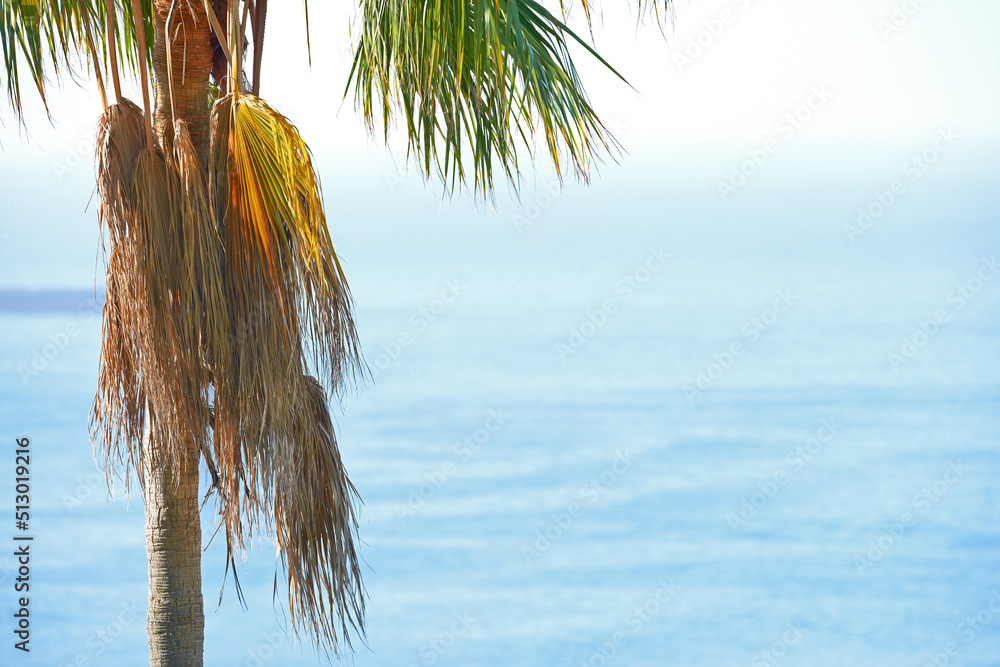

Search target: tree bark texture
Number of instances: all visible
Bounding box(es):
[143,0,216,664]
[151,0,214,163]
[143,426,205,667]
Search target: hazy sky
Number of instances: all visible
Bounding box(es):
[0,0,997,288]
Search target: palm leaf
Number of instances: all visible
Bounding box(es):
[93,104,229,490]
[276,374,365,652]
[210,91,363,390]
[206,89,365,655]
[1,0,75,117]
[347,0,630,194]
[0,0,153,121]
[92,99,148,477]
[635,0,676,25]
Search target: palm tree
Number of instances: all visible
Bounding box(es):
[2,0,672,663]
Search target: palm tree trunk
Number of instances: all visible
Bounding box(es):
[151,0,215,161]
[143,1,216,664]
[143,427,205,667]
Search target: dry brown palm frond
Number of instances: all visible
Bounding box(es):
[275,374,364,653]
[95,99,145,240]
[92,75,367,660]
[204,89,366,654]
[93,106,230,490]
[94,236,147,484]
[92,99,148,483]
[128,146,209,476]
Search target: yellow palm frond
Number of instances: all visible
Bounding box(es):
[207,90,365,655]
[210,91,363,390]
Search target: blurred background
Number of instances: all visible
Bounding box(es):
[1,0,999,665]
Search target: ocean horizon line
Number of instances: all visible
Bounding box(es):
[0,288,104,313]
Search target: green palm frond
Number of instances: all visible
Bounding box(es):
[627,0,676,27]
[347,0,629,194]
[114,0,152,73]
[2,0,78,117]
[552,0,676,27]
[1,0,153,120]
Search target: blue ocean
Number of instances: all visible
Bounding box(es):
[1,149,999,667]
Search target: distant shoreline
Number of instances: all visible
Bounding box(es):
[0,289,104,313]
